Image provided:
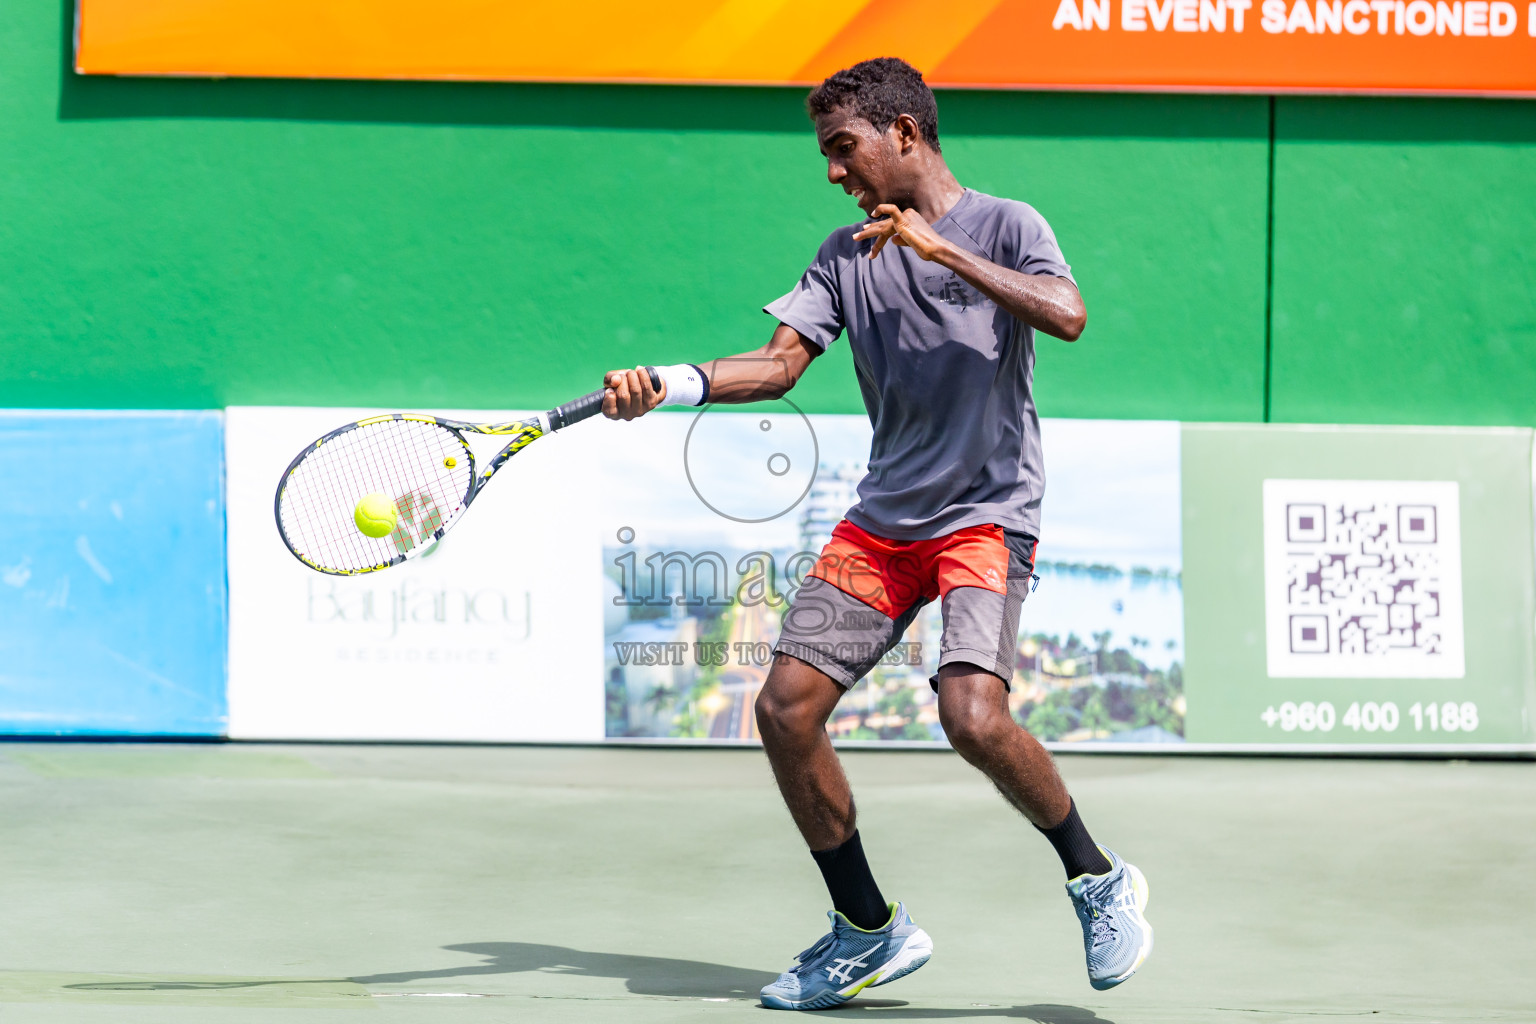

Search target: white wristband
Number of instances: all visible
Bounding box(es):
[654,363,709,407]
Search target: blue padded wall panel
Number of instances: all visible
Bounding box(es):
[0,412,227,735]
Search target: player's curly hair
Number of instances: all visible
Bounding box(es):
[806,57,941,153]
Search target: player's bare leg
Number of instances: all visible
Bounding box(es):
[755,653,933,1010]
[937,661,1153,989]
[934,663,1071,827]
[754,653,856,850]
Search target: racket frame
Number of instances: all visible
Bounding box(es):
[274,411,548,576]
[274,368,656,576]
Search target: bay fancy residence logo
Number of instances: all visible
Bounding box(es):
[306,576,532,643]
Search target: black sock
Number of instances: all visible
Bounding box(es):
[1036,799,1113,879]
[810,831,890,931]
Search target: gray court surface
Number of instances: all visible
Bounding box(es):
[0,743,1530,1023]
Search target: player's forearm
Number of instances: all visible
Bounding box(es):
[698,355,795,403]
[937,247,1086,341]
[602,327,816,420]
[697,327,819,404]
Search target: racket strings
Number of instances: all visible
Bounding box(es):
[278,419,473,573]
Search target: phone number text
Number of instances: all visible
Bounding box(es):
[1259,701,1479,733]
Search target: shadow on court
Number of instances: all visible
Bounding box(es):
[64,943,1113,1020]
[64,942,773,999]
[357,945,1116,1020]
[353,941,777,998]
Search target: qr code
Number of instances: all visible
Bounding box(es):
[1262,480,1464,679]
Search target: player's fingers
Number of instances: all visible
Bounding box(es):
[869,233,890,259]
[601,370,627,419]
[636,364,664,410]
[617,369,643,419]
[611,369,633,409]
[625,369,650,419]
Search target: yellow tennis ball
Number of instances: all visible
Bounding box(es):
[354,492,398,538]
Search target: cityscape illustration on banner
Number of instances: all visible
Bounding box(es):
[75,0,1536,94]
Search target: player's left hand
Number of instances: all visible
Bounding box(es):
[853,205,952,262]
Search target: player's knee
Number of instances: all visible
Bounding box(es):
[938,698,1007,757]
[754,687,818,743]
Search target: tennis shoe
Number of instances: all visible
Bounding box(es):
[1066,846,1153,990]
[759,902,932,1010]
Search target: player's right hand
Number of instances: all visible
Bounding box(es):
[602,366,665,421]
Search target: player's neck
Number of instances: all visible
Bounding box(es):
[901,161,964,223]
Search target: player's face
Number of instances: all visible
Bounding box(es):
[815,109,902,217]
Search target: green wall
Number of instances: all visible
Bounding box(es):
[0,1,1531,424]
[1271,99,1536,426]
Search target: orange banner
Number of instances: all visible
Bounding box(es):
[75,0,1536,95]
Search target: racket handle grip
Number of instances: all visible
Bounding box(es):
[549,367,662,432]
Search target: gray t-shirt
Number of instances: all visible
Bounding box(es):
[765,188,1074,542]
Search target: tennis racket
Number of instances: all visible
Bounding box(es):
[275,368,660,576]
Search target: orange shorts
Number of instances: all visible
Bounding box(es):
[807,520,1031,618]
[776,519,1038,689]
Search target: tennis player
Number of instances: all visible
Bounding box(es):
[602,57,1152,1010]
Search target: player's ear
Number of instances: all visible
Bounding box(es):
[892,114,922,155]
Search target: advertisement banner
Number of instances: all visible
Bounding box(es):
[226,408,1534,751]
[0,411,227,736]
[76,0,1536,95]
[226,407,606,742]
[1182,424,1536,749]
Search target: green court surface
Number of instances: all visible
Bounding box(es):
[0,744,1529,1023]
